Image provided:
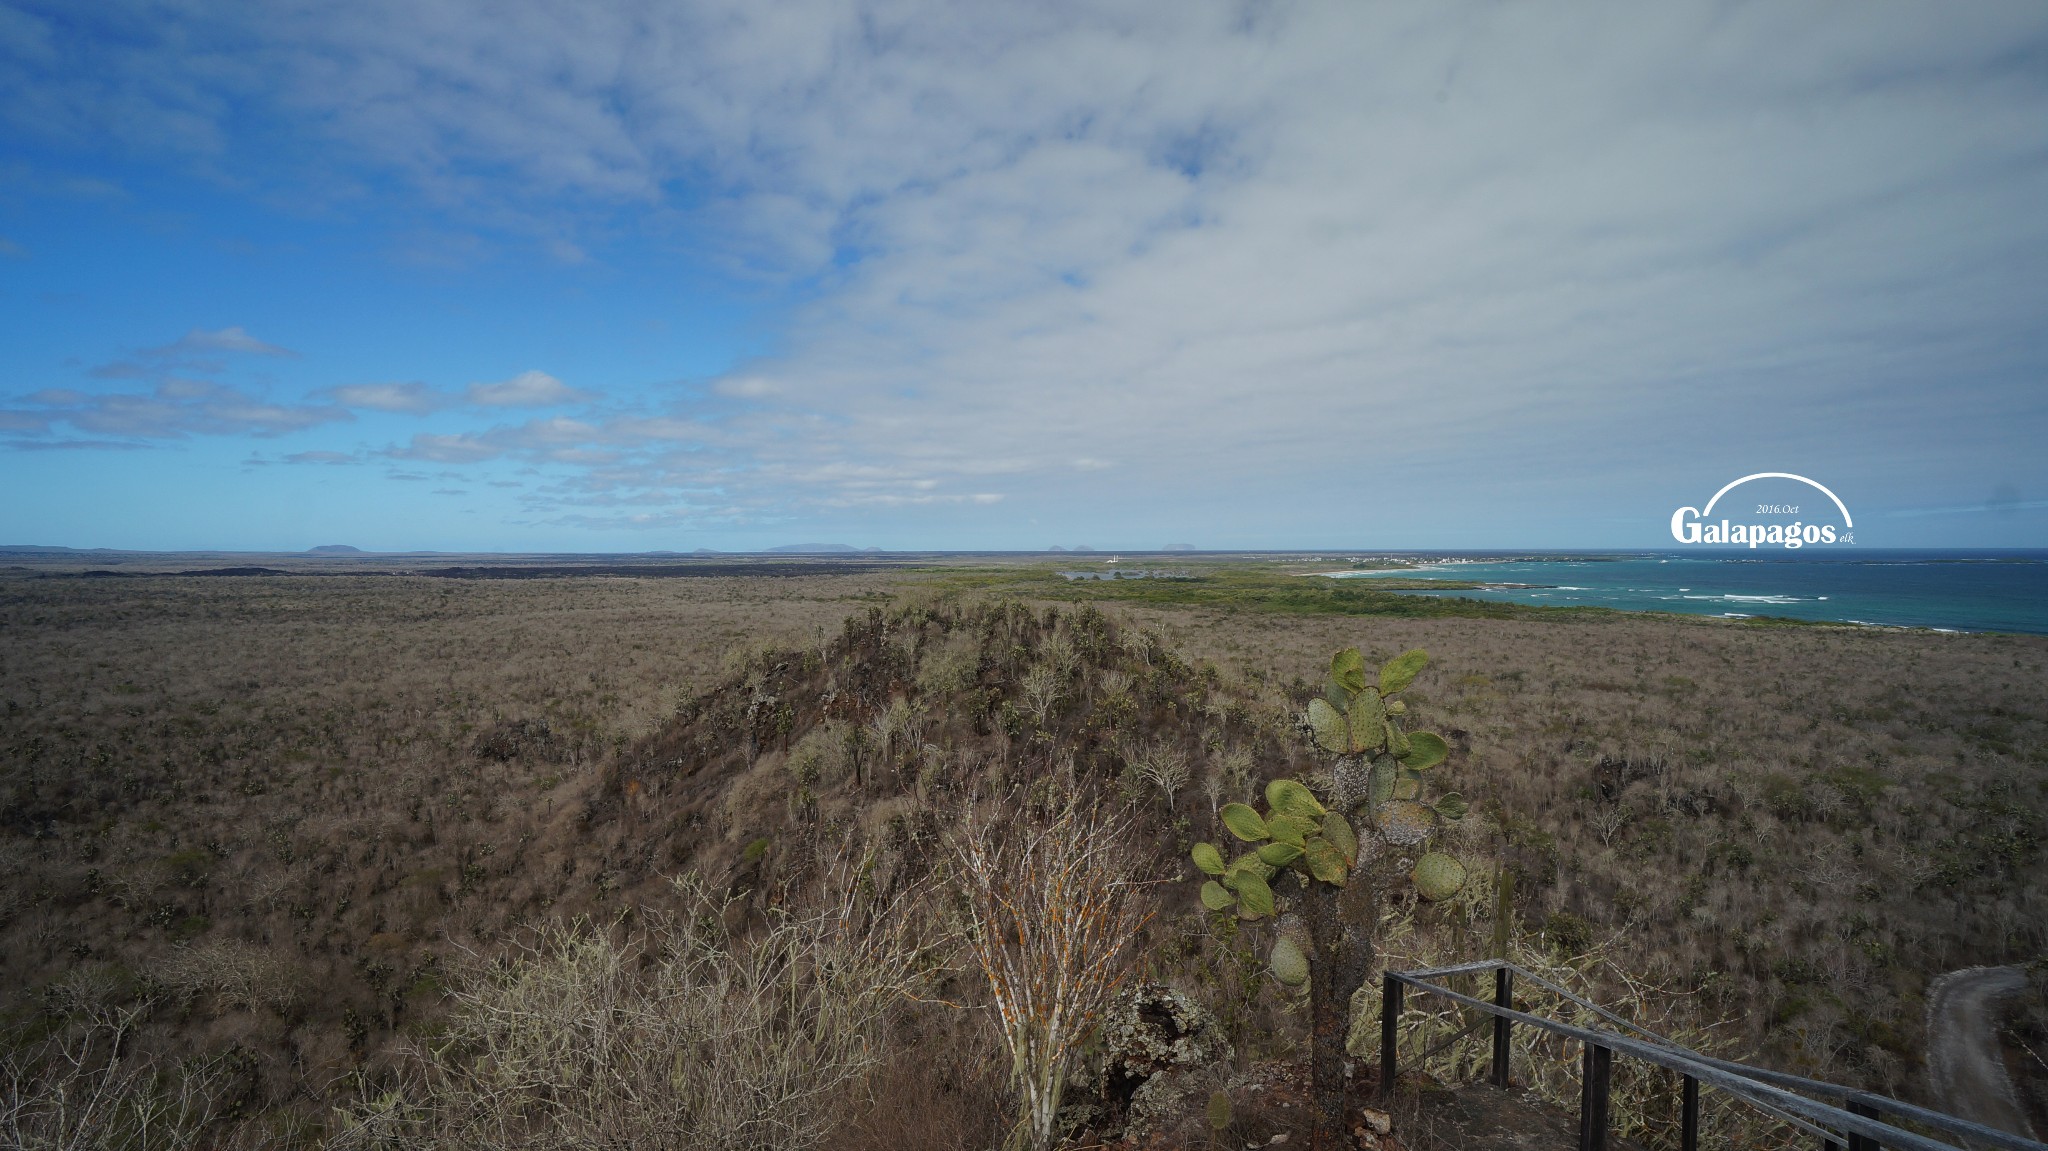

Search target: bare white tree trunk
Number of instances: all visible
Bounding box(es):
[952,798,1153,1151]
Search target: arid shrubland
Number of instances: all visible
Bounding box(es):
[158,940,299,1014]
[4,567,2045,1143]
[1152,605,2048,1093]
[328,870,931,1151]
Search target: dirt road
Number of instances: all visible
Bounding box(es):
[1926,966,2038,1139]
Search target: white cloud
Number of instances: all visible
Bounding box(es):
[16,2,2048,537]
[329,381,450,413]
[147,326,295,358]
[387,432,503,463]
[712,376,777,399]
[13,380,347,442]
[465,370,590,408]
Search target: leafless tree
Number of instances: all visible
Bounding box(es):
[951,798,1153,1151]
[0,982,224,1151]
[1216,745,1255,805]
[1095,668,1132,702]
[1039,634,1078,678]
[1018,663,1064,730]
[1132,739,1191,814]
[1590,804,1632,847]
[1120,626,1155,668]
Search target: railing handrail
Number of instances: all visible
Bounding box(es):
[1384,960,2048,1151]
[1400,958,2043,1142]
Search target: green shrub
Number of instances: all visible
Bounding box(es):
[1543,912,1594,957]
[1760,773,1815,820]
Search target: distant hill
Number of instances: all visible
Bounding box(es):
[1161,543,1197,552]
[765,543,883,554]
[308,544,364,554]
[1071,544,1097,553]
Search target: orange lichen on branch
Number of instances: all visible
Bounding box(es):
[953,796,1154,1151]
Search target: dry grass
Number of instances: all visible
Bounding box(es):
[1,560,2043,1146]
[326,869,930,1151]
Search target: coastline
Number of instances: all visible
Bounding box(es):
[1312,551,2048,636]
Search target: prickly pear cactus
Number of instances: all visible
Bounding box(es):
[1187,646,1471,1146]
[1190,647,1470,985]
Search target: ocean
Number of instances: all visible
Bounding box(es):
[1322,551,2048,636]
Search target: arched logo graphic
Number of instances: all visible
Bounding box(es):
[1671,473,1854,549]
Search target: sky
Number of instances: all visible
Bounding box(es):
[2,1,2047,553]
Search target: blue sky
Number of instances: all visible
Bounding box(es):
[3,2,2047,552]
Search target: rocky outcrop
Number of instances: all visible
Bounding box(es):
[1096,982,1233,1140]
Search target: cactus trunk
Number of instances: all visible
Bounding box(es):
[1301,868,1380,1148]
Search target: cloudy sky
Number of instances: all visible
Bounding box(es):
[3,1,2046,551]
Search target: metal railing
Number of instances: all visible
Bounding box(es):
[1381,959,2048,1151]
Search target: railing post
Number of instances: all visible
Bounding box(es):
[1579,1041,1611,1151]
[1491,966,1513,1088]
[1680,1074,1699,1151]
[1846,1096,1881,1151]
[1381,972,1403,1102]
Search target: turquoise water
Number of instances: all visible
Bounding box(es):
[1323,551,2048,635]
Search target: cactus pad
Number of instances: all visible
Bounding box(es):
[1230,870,1275,918]
[1330,648,1370,694]
[1266,813,1315,847]
[1380,648,1429,696]
[1225,850,1276,883]
[1308,697,1350,755]
[1199,880,1236,911]
[1369,760,1397,808]
[1347,687,1388,754]
[1412,852,1467,901]
[1433,793,1469,821]
[1400,731,1449,771]
[1303,837,1349,885]
[1321,811,1358,864]
[1191,842,1225,876]
[1269,935,1310,986]
[1219,803,1269,842]
[1256,841,1304,868]
[1375,799,1434,846]
[1330,755,1372,811]
[1207,1089,1234,1132]
[1266,778,1325,821]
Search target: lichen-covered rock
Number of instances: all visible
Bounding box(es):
[1124,1066,1210,1142]
[1098,981,1233,1113]
[1053,1097,1108,1142]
